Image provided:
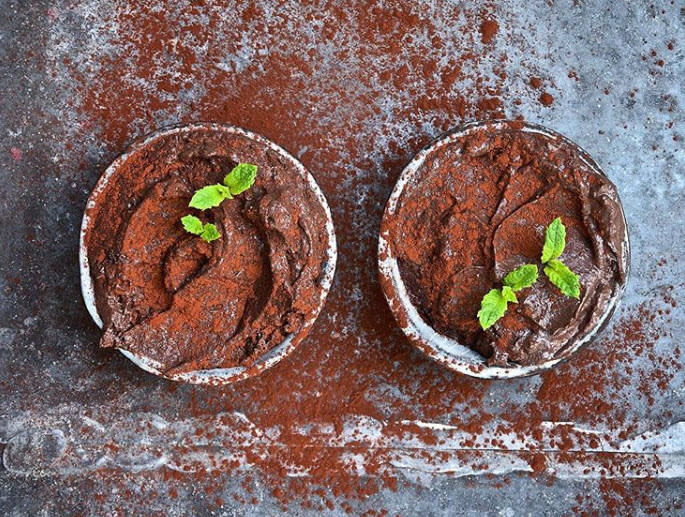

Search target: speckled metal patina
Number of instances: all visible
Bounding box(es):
[1,0,683,514]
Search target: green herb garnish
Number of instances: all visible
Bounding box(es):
[544,258,580,298]
[503,263,538,291]
[541,217,580,298]
[188,163,258,210]
[182,163,258,241]
[181,215,221,242]
[478,288,512,330]
[189,184,232,210]
[181,214,204,234]
[224,163,257,195]
[199,223,220,242]
[477,264,538,330]
[541,217,566,263]
[476,217,582,330]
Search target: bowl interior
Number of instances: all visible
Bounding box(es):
[378,120,630,379]
[79,123,337,385]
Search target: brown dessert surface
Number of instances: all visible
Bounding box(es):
[85,128,330,374]
[387,123,627,366]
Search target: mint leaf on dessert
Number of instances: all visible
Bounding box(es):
[501,285,518,303]
[187,163,255,211]
[477,266,532,330]
[224,163,257,195]
[541,217,566,263]
[544,259,580,298]
[503,264,538,291]
[539,217,581,298]
[476,216,582,327]
[478,288,514,330]
[181,215,221,241]
[183,163,256,240]
[189,184,232,210]
[200,223,221,242]
[181,214,204,235]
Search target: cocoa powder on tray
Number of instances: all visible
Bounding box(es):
[386,122,627,366]
[55,0,680,512]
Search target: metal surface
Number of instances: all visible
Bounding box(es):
[1,0,684,515]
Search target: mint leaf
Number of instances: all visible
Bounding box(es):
[475,214,583,327]
[182,215,221,241]
[503,264,538,291]
[478,289,510,330]
[187,163,255,211]
[477,279,525,330]
[501,285,518,303]
[189,184,232,210]
[541,217,566,263]
[181,214,204,235]
[224,163,257,196]
[544,259,580,298]
[200,223,220,242]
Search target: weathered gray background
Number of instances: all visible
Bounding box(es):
[1,0,684,515]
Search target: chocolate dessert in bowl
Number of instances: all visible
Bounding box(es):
[80,124,336,385]
[379,120,629,379]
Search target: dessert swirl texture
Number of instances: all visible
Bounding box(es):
[387,122,627,366]
[85,128,331,374]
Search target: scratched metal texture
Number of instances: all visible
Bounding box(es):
[1,0,684,515]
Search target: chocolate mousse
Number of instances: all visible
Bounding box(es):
[385,121,628,367]
[83,126,332,375]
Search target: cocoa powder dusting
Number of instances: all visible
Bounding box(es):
[52,0,681,513]
[539,91,555,106]
[85,127,331,374]
[385,122,627,366]
[479,19,500,44]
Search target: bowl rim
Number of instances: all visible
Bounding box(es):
[378,119,630,379]
[79,122,337,385]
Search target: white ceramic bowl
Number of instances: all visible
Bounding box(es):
[80,123,337,385]
[378,120,630,379]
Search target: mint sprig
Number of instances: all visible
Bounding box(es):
[544,259,580,298]
[181,214,204,235]
[189,184,232,210]
[541,217,566,263]
[503,264,538,291]
[541,217,581,298]
[180,215,221,243]
[199,223,220,242]
[476,217,582,330]
[224,163,257,195]
[478,264,538,330]
[478,289,511,330]
[188,163,258,210]
[182,163,258,241]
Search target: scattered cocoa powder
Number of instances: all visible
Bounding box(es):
[479,19,499,44]
[54,0,680,512]
[539,91,555,106]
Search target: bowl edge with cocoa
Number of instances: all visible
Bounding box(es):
[378,120,630,379]
[80,123,337,385]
